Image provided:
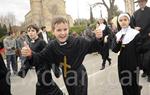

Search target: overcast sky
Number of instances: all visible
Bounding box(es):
[0,0,149,24]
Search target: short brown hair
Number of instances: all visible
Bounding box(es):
[41,26,46,30]
[27,24,39,32]
[51,16,69,31]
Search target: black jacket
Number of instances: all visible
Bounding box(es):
[0,54,11,95]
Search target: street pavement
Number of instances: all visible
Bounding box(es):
[10,51,150,95]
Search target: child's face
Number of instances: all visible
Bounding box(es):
[118,16,130,28]
[52,22,69,43]
[27,27,38,40]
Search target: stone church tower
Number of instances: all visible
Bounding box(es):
[30,0,42,26]
[124,0,135,15]
[25,0,73,31]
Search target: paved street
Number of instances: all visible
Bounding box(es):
[11,51,150,95]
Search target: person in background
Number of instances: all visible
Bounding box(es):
[82,23,95,40]
[3,31,18,75]
[131,0,150,82]
[38,26,49,44]
[97,18,112,70]
[16,31,29,67]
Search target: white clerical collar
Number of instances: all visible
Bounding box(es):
[141,6,146,11]
[59,42,67,46]
[31,36,38,43]
[31,40,35,43]
[116,26,139,44]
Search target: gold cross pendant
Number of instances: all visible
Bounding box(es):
[60,56,71,77]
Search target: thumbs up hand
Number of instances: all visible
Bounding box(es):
[21,41,32,57]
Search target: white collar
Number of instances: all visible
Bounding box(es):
[59,42,67,46]
[116,26,139,44]
[31,40,35,43]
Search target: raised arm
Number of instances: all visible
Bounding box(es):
[21,42,54,66]
[77,29,103,54]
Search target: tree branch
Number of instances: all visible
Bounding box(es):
[102,0,109,9]
[92,2,103,8]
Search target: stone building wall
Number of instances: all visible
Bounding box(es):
[124,0,135,15]
[25,0,73,31]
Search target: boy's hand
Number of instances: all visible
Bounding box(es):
[21,42,32,57]
[95,29,103,39]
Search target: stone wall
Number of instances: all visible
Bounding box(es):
[124,0,134,15]
[25,0,73,31]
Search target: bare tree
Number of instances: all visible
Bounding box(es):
[0,16,6,25]
[6,13,16,26]
[89,5,94,23]
[0,12,16,27]
[93,0,121,21]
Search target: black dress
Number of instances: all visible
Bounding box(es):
[0,54,11,95]
[31,36,103,95]
[99,25,111,67]
[18,38,63,95]
[112,32,143,95]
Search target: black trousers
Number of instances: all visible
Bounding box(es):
[36,81,63,95]
[99,42,110,66]
[63,65,88,95]
[143,51,150,76]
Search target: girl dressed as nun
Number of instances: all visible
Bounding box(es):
[112,13,143,95]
